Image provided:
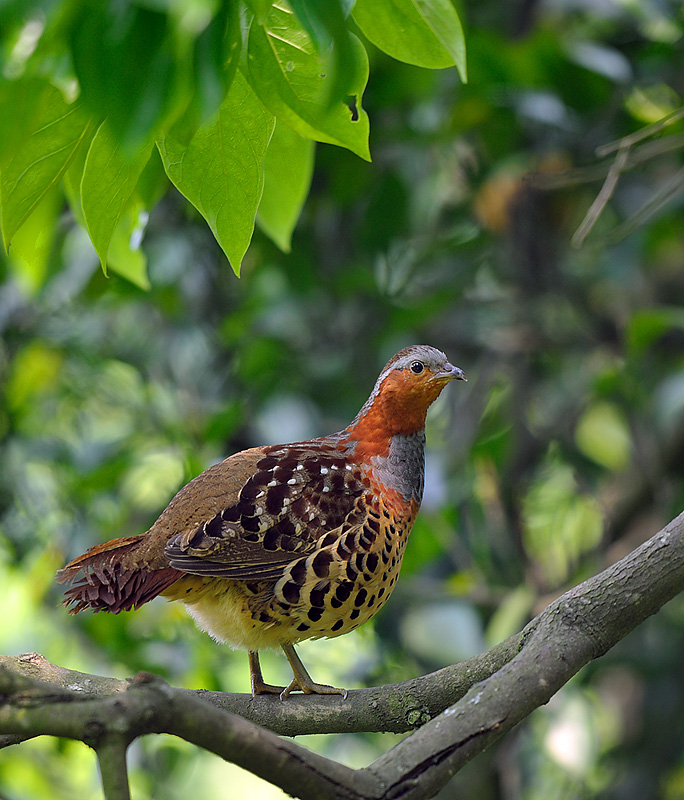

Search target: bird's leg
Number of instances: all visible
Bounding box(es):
[248,651,287,696]
[280,643,348,701]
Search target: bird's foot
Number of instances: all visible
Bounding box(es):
[279,677,348,701]
[249,650,288,697]
[279,642,349,700]
[251,676,288,696]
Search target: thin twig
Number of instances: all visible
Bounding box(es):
[527,133,684,190]
[596,106,684,157]
[604,165,684,244]
[572,145,630,247]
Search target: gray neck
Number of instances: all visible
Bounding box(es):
[370,431,426,504]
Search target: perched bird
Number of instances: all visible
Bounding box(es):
[58,345,466,699]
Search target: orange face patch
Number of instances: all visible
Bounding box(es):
[348,367,452,453]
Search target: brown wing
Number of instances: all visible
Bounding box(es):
[164,442,368,581]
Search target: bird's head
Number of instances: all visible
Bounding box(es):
[348,345,467,442]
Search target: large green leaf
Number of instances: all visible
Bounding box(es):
[70,3,180,150]
[0,84,95,249]
[192,1,242,123]
[81,122,153,272]
[106,199,151,290]
[246,3,370,160]
[6,186,62,296]
[244,0,275,24]
[0,78,47,166]
[135,148,170,210]
[64,141,151,289]
[288,0,359,104]
[353,0,467,79]
[62,143,88,227]
[257,120,315,251]
[157,71,275,275]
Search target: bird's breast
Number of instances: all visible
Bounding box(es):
[367,431,426,506]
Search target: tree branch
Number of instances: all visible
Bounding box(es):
[1,510,683,800]
[0,636,520,738]
[96,736,131,800]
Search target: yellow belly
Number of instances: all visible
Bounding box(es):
[163,576,288,651]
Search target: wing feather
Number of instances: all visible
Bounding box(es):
[164,443,368,581]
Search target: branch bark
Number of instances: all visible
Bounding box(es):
[0,637,520,738]
[1,510,683,800]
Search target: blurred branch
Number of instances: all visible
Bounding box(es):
[572,146,629,247]
[528,107,684,248]
[527,134,684,191]
[603,166,684,244]
[1,510,683,799]
[595,106,684,156]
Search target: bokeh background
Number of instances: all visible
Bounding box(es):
[3,0,684,797]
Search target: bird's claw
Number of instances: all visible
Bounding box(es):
[279,678,348,701]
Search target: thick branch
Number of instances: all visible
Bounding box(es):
[1,511,683,800]
[0,637,519,738]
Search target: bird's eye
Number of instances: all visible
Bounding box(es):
[410,361,424,374]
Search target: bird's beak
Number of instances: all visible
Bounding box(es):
[433,362,467,382]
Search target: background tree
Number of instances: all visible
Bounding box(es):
[2,0,684,798]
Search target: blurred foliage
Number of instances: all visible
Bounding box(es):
[2,0,684,798]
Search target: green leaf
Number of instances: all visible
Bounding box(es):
[70,3,180,150]
[65,141,150,289]
[0,78,48,165]
[62,142,88,227]
[246,4,370,160]
[192,1,242,122]
[81,122,153,273]
[0,84,96,250]
[257,121,315,251]
[135,148,170,210]
[157,70,275,275]
[244,0,275,24]
[627,307,684,355]
[288,0,359,103]
[353,0,467,80]
[106,199,151,290]
[6,186,62,295]
[575,402,631,472]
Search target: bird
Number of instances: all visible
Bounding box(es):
[57,345,466,699]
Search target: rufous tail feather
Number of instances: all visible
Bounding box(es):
[57,536,182,614]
